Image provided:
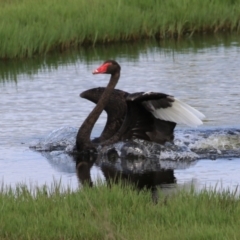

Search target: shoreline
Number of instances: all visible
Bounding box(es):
[0,0,239,59]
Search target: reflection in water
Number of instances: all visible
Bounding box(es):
[0,33,239,83]
[42,149,197,202]
[75,151,196,203]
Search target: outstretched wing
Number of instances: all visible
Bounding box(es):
[115,93,175,144]
[127,92,205,127]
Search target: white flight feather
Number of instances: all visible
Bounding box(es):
[151,98,205,127]
[174,98,205,120]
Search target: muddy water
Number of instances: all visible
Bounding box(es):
[1,34,240,193]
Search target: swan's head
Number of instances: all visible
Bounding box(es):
[92,60,121,75]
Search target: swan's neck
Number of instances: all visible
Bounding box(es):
[76,72,120,151]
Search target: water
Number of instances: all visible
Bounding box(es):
[1,34,240,193]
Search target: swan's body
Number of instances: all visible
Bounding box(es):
[76,60,205,152]
[80,88,128,144]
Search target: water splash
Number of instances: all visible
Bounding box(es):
[175,128,240,159]
[100,140,198,161]
[30,126,77,152]
[30,126,240,160]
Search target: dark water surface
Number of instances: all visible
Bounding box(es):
[1,34,240,193]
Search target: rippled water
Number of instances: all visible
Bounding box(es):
[1,34,240,193]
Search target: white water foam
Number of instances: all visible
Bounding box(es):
[30,126,240,160]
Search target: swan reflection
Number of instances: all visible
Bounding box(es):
[41,148,197,203]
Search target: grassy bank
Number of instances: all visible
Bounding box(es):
[0,183,240,239]
[0,0,240,59]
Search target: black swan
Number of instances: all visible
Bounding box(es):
[76,60,205,152]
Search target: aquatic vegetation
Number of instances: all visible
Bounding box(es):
[0,0,240,58]
[0,182,240,239]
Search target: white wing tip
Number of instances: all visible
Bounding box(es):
[173,99,205,127]
[143,91,153,95]
[152,98,206,127]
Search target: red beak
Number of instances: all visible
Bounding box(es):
[92,62,111,74]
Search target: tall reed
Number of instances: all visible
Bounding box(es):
[0,0,240,58]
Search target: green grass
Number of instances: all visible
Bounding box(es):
[0,182,240,239]
[0,0,240,58]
